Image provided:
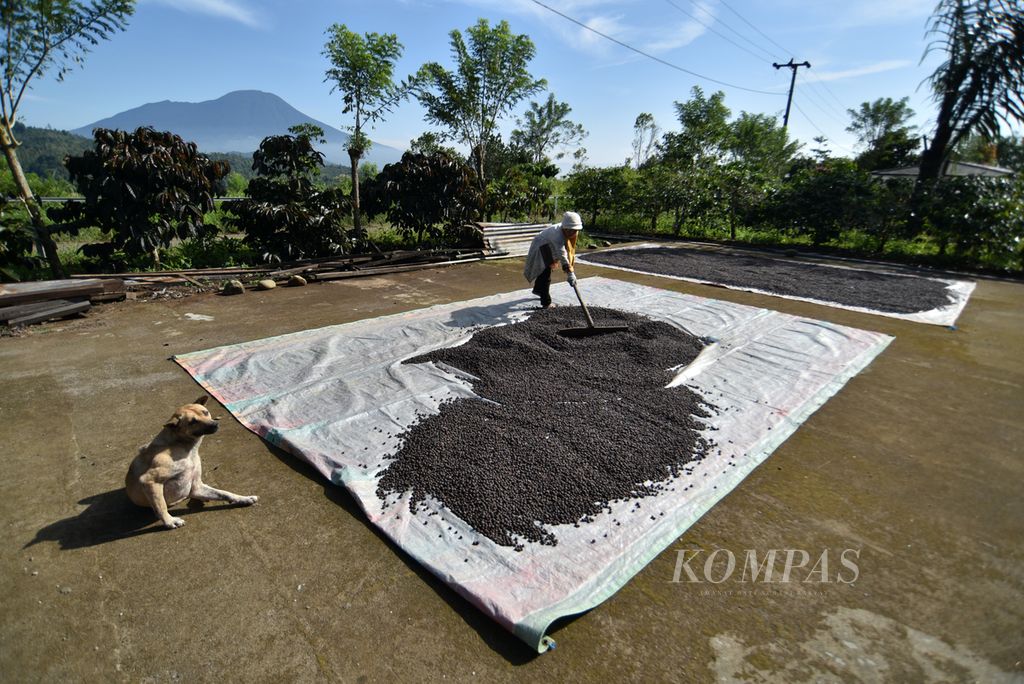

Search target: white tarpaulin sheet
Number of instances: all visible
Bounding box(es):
[577,243,975,326]
[174,277,892,652]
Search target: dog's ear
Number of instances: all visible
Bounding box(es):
[164,416,181,429]
[195,395,209,406]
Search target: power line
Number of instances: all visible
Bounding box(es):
[716,0,793,59]
[689,1,776,62]
[804,71,850,113]
[797,74,850,123]
[792,100,855,154]
[709,0,854,120]
[528,0,784,97]
[662,0,771,63]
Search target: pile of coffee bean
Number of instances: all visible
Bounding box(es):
[585,246,956,313]
[375,306,716,548]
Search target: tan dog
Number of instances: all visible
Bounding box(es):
[125,396,257,529]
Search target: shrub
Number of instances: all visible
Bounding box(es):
[565,165,630,229]
[767,159,874,245]
[917,175,1023,269]
[47,127,229,268]
[363,151,481,246]
[226,127,353,263]
[0,199,43,281]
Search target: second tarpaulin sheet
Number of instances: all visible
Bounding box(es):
[174,277,892,652]
[578,243,975,326]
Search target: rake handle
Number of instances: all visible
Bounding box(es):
[571,280,597,329]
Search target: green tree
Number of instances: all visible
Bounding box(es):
[49,127,229,268]
[660,87,733,235]
[225,172,248,197]
[627,164,679,233]
[409,131,457,157]
[565,165,630,229]
[809,136,833,163]
[728,112,799,178]
[918,0,1024,180]
[769,159,874,246]
[227,125,352,263]
[846,97,919,170]
[661,87,732,167]
[469,133,529,202]
[510,93,587,164]
[415,18,546,192]
[1,0,134,278]
[0,194,43,281]
[720,113,797,239]
[487,161,557,221]
[363,150,481,246]
[994,135,1024,171]
[862,178,916,253]
[631,113,660,169]
[918,175,1020,263]
[323,24,411,236]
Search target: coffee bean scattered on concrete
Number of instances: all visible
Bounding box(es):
[376,306,716,548]
[585,246,955,314]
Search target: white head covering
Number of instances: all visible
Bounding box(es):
[561,211,583,231]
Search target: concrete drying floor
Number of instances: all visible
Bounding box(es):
[1,250,1022,682]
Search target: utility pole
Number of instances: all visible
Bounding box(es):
[773,59,811,128]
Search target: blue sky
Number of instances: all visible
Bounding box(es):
[23,0,958,167]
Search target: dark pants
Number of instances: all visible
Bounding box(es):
[532,243,554,306]
[532,266,552,307]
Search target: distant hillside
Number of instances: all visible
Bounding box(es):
[12,124,353,186]
[10,123,92,180]
[73,90,404,167]
[207,151,350,185]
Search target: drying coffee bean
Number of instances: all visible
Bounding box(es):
[376,306,716,548]
[585,246,955,313]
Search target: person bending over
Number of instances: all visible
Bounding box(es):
[524,211,583,308]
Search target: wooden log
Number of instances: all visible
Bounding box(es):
[7,300,91,326]
[0,279,105,307]
[0,299,80,323]
[314,257,483,281]
[268,254,376,278]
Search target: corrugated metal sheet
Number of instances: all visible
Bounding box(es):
[872,161,1015,178]
[476,222,552,257]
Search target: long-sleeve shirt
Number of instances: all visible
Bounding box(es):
[523,225,576,282]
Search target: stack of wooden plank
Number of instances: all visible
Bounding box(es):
[0,278,125,327]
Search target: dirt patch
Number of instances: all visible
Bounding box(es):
[376,306,716,548]
[585,247,957,314]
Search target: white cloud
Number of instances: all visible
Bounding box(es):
[426,0,692,57]
[642,19,707,53]
[144,0,264,29]
[574,13,628,52]
[811,59,913,82]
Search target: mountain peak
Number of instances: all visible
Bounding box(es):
[72,91,403,166]
[217,90,283,102]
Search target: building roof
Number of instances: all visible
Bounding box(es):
[871,161,1016,178]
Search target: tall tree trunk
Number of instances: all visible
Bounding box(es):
[0,122,66,279]
[475,146,487,197]
[729,194,737,241]
[349,147,362,237]
[918,123,954,182]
